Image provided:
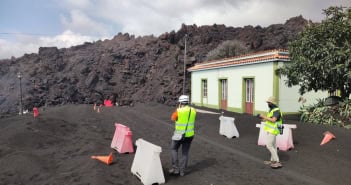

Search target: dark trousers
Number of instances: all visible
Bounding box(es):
[171,136,194,172]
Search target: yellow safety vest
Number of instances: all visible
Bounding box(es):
[263,107,283,135]
[175,106,196,137]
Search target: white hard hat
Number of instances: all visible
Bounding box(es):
[178,95,189,103]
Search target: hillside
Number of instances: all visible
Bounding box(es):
[0,16,309,115]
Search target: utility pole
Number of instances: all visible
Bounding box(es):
[183,34,187,95]
[17,72,23,115]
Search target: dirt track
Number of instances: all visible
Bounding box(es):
[0,103,350,185]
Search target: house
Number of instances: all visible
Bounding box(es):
[188,49,328,115]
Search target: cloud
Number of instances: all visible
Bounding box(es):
[0,39,36,60]
[81,0,350,36]
[60,10,110,36]
[0,30,99,59]
[38,30,98,46]
[60,0,92,9]
[1,0,350,59]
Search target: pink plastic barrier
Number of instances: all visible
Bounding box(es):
[104,100,113,107]
[256,122,297,151]
[111,123,134,153]
[33,107,39,118]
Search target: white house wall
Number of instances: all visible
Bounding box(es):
[191,69,219,107]
[253,63,276,112]
[279,75,329,113]
[191,62,276,112]
[190,71,202,104]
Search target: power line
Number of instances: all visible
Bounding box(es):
[0,32,55,37]
[0,32,85,37]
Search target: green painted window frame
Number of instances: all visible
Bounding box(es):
[201,79,208,98]
[218,78,228,109]
[242,77,256,113]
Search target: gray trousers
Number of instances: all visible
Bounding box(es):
[266,132,280,162]
[171,136,194,172]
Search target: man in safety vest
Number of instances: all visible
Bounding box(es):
[169,95,197,176]
[259,96,283,169]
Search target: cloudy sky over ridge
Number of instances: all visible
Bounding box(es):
[0,0,350,59]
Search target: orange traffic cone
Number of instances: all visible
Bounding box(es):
[320,131,335,145]
[91,152,113,165]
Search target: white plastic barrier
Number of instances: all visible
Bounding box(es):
[256,122,297,151]
[219,116,239,138]
[131,139,165,185]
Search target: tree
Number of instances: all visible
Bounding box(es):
[279,6,351,99]
[206,40,250,61]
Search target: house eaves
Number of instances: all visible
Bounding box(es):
[188,49,290,72]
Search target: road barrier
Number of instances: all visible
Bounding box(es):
[131,139,165,185]
[219,116,239,138]
[256,122,296,151]
[111,123,134,153]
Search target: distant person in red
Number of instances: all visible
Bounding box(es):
[258,96,283,169]
[104,99,113,107]
[33,107,39,117]
[169,95,196,176]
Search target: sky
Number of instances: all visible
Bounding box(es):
[0,0,350,60]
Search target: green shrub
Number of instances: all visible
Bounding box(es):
[300,98,351,128]
[206,40,250,61]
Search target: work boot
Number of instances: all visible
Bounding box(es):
[270,161,283,169]
[264,160,273,165]
[168,168,179,175]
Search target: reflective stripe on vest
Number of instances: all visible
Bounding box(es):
[175,106,196,137]
[263,107,283,135]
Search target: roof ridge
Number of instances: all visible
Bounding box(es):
[188,48,289,72]
[202,48,288,64]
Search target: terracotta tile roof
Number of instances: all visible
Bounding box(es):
[188,49,289,72]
